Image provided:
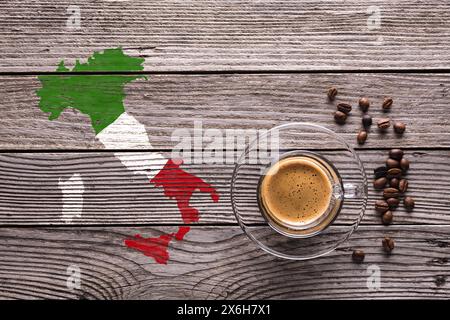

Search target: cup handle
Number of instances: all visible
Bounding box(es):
[343,183,366,199]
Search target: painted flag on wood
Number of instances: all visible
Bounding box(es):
[36,48,219,264]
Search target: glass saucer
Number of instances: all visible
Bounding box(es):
[230,123,368,260]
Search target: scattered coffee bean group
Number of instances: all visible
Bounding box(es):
[328,90,406,144]
[372,148,414,220]
[327,89,415,263]
[368,148,415,258]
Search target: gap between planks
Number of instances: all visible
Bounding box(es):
[2,69,450,76]
[0,223,450,229]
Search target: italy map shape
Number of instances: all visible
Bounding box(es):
[36,47,219,264]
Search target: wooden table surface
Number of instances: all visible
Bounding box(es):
[1,0,449,299]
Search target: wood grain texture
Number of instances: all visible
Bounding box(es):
[1,1,450,72]
[2,0,450,300]
[0,150,448,225]
[0,225,448,299]
[1,73,449,149]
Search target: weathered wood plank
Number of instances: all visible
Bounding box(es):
[0,150,448,225]
[0,225,448,299]
[1,1,450,72]
[0,73,449,149]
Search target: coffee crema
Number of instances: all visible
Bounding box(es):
[259,155,338,232]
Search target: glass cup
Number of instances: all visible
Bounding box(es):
[231,123,368,260]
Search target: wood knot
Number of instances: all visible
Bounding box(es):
[435,275,446,287]
[427,257,448,266]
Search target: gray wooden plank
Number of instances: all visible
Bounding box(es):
[0,150,448,225]
[0,73,449,149]
[0,225,448,299]
[1,1,450,72]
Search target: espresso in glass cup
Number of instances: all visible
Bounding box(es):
[231,122,368,260]
[258,151,343,238]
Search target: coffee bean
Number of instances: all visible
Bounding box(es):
[373,177,387,189]
[362,114,372,127]
[387,168,402,179]
[337,103,352,114]
[359,97,370,112]
[389,149,404,160]
[394,122,406,134]
[386,158,400,169]
[383,187,400,199]
[352,250,365,263]
[327,87,338,100]
[404,196,415,211]
[377,118,391,130]
[357,130,368,145]
[399,179,408,193]
[374,166,388,179]
[334,111,347,124]
[375,200,389,213]
[382,237,395,253]
[390,178,399,188]
[382,211,393,225]
[382,97,393,111]
[400,158,410,172]
[386,197,400,209]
